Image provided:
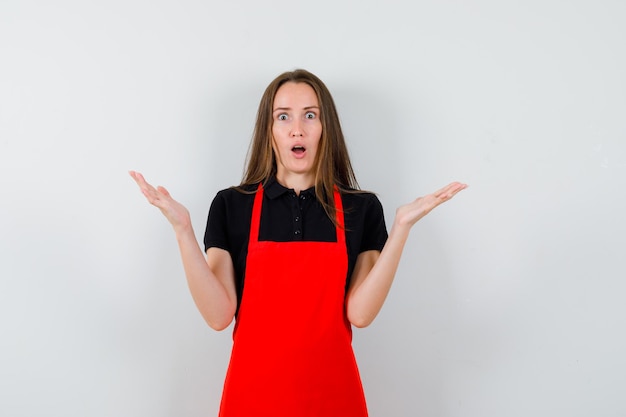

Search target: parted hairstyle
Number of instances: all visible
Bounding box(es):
[239,69,360,224]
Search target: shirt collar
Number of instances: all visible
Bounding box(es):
[265,177,316,200]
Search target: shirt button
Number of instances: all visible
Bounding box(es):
[295,216,300,222]
[294,230,301,235]
[300,195,306,200]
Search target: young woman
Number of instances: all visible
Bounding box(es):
[130,69,466,417]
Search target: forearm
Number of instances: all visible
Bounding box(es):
[346,221,411,328]
[175,227,237,331]
[129,171,237,329]
[346,181,467,327]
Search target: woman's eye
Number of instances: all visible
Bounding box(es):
[305,112,316,119]
[277,113,288,121]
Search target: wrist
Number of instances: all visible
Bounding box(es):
[389,218,411,239]
[174,222,195,240]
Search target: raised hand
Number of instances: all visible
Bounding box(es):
[129,171,192,233]
[395,182,467,228]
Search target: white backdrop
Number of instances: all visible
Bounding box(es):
[1,1,625,416]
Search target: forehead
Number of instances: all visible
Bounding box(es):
[273,82,319,108]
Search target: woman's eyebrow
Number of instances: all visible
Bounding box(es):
[273,105,320,113]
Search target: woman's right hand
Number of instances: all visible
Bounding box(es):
[129,170,192,233]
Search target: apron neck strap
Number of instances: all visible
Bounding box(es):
[249,183,345,245]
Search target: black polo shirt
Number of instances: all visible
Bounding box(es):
[203,178,388,310]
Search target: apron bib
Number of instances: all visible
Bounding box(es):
[218,184,368,417]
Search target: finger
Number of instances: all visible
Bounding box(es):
[129,170,140,184]
[444,182,467,197]
[435,182,467,199]
[135,172,149,187]
[450,182,468,196]
[133,173,161,196]
[129,170,150,189]
[140,186,161,204]
[433,183,456,198]
[131,173,163,204]
[157,185,171,198]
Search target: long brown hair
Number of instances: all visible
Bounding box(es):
[239,69,360,223]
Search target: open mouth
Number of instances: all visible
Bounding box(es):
[292,145,306,155]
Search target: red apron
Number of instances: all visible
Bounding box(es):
[218,184,368,417]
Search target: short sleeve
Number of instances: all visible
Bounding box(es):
[203,190,230,253]
[359,194,388,253]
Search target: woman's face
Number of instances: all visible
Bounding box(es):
[271,82,322,186]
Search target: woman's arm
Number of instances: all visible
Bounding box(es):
[345,181,467,328]
[129,171,237,330]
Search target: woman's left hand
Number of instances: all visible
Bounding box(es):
[395,182,467,227]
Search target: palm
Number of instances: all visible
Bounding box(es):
[396,182,467,227]
[129,171,191,231]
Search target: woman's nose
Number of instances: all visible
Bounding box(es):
[291,120,303,137]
